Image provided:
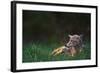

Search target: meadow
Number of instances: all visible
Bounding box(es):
[22,40,91,63]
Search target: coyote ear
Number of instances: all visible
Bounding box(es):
[68,35,72,37]
[80,34,83,38]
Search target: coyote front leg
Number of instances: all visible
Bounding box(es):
[70,47,76,57]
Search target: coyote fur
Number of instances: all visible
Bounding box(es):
[51,34,83,56]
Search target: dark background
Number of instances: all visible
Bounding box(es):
[23,10,91,45]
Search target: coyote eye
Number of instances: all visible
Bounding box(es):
[73,41,77,43]
[76,37,79,40]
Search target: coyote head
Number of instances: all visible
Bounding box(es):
[66,34,83,48]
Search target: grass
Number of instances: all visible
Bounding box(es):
[22,41,91,63]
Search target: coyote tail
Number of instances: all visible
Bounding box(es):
[51,46,65,56]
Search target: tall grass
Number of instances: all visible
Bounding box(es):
[23,41,91,63]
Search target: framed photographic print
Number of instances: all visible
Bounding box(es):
[11,1,98,72]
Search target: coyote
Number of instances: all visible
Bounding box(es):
[51,34,83,57]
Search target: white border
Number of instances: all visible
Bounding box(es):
[16,3,96,70]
